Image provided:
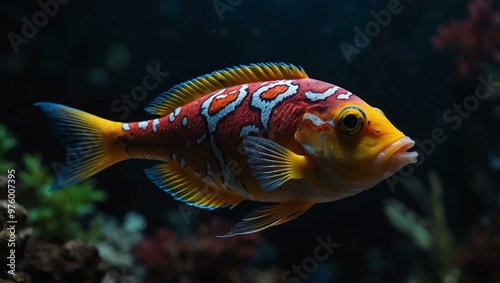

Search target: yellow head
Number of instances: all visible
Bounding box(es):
[295,95,418,192]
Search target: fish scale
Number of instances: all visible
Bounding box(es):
[35,62,418,237]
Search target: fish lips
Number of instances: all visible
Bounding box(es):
[374,136,418,168]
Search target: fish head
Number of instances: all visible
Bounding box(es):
[295,95,418,191]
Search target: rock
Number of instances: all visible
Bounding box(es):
[0,272,31,283]
[21,239,106,283]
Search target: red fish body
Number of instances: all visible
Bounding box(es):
[36,63,418,236]
[121,78,351,201]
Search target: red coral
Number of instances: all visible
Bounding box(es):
[132,218,264,283]
[462,229,500,262]
[133,228,179,270]
[432,0,500,77]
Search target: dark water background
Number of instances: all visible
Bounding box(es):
[1,0,499,282]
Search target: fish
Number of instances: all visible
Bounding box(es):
[35,62,418,237]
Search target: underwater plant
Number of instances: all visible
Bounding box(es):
[384,171,460,282]
[18,153,106,243]
[0,124,107,243]
[0,174,109,283]
[384,170,500,283]
[0,124,111,282]
[0,124,17,172]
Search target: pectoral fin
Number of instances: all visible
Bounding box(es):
[217,201,315,237]
[243,136,309,192]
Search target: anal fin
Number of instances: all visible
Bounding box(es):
[217,201,314,237]
[145,163,244,210]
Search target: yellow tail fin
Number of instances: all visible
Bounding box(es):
[35,102,125,191]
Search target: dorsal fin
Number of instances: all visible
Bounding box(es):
[145,62,308,116]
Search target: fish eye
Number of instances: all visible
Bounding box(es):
[338,106,366,135]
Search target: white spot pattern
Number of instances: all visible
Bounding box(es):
[203,161,216,187]
[182,116,188,127]
[152,119,160,132]
[250,80,298,130]
[169,106,182,122]
[200,85,248,133]
[305,86,339,102]
[239,125,260,138]
[337,92,353,100]
[122,123,130,131]
[302,113,335,128]
[215,89,236,100]
[138,121,148,130]
[209,136,248,196]
[199,86,250,195]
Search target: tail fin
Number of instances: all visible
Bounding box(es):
[35,102,125,191]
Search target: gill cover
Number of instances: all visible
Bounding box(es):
[294,105,335,169]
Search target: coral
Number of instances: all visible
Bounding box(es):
[432,0,500,78]
[20,239,106,283]
[96,212,146,267]
[463,229,500,262]
[133,217,279,283]
[460,220,500,283]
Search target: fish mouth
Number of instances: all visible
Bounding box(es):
[375,136,418,168]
